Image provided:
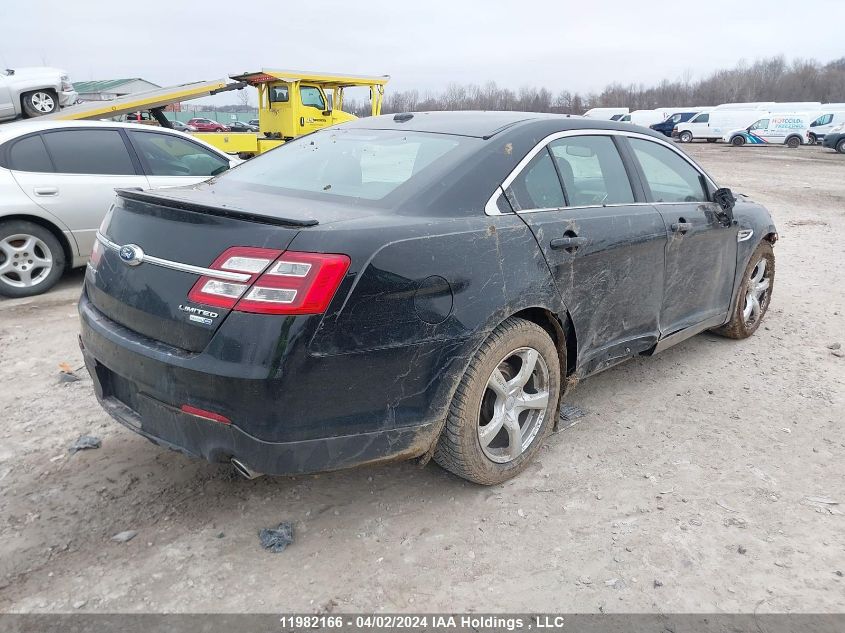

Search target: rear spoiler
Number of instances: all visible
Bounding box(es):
[115,189,319,228]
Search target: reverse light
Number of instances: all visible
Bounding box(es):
[187,247,350,315]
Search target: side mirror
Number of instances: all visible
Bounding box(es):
[713,187,736,225]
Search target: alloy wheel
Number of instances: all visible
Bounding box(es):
[30,91,56,113]
[0,234,53,288]
[742,258,770,326]
[477,347,550,463]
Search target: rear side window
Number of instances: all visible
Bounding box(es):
[129,131,229,177]
[628,138,708,203]
[506,149,565,211]
[549,135,634,206]
[8,135,53,172]
[42,129,135,175]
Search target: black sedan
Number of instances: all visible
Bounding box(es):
[79,112,777,485]
[228,120,258,132]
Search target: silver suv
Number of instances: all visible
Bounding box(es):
[0,67,78,121]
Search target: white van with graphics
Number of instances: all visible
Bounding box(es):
[808,110,845,144]
[722,113,813,148]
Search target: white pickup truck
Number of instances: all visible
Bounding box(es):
[0,67,78,122]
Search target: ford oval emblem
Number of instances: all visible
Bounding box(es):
[118,244,144,266]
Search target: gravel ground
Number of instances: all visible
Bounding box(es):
[0,143,843,613]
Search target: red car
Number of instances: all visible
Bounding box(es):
[187,117,230,132]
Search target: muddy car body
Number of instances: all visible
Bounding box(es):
[79,112,777,484]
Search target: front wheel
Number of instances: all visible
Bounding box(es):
[21,90,58,117]
[807,133,817,145]
[731,135,746,147]
[433,317,561,485]
[712,241,774,339]
[836,139,845,154]
[0,220,66,297]
[678,131,693,143]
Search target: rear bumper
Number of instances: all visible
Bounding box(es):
[78,293,459,475]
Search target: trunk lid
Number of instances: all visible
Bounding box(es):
[86,189,308,352]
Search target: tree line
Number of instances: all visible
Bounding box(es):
[345,56,845,117]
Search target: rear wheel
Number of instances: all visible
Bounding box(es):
[731,135,746,147]
[678,131,693,143]
[21,90,58,117]
[0,220,65,297]
[786,136,801,149]
[836,139,845,154]
[433,317,561,485]
[712,241,774,339]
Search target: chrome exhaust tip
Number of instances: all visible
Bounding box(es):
[231,458,263,480]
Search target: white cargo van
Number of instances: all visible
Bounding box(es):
[618,109,671,127]
[808,110,845,144]
[583,107,629,120]
[722,113,812,148]
[674,109,768,142]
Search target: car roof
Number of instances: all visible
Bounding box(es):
[342,110,665,139]
[0,119,230,157]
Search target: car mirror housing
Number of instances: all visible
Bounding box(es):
[713,187,736,225]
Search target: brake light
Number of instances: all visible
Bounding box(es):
[187,247,350,315]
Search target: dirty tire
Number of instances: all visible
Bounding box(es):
[836,139,845,154]
[786,136,801,149]
[731,135,746,147]
[21,90,58,117]
[712,241,775,339]
[678,131,693,143]
[433,317,561,485]
[0,220,65,298]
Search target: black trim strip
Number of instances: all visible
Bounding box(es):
[115,188,319,227]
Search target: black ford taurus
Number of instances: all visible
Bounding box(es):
[79,112,777,485]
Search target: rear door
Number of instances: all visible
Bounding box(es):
[624,136,737,335]
[126,129,231,188]
[10,128,148,258]
[507,133,667,375]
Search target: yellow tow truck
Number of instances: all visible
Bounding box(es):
[195,69,389,156]
[36,70,389,158]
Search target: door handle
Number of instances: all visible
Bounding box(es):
[671,221,692,233]
[550,236,587,251]
[33,186,58,196]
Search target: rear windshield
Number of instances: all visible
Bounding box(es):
[220,128,476,202]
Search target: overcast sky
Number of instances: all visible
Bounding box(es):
[3,0,843,104]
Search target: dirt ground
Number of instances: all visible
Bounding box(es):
[0,143,843,614]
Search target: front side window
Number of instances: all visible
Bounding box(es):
[506,150,564,211]
[812,113,833,127]
[129,131,229,177]
[8,135,53,172]
[222,128,469,202]
[628,138,708,203]
[42,129,135,175]
[692,113,709,123]
[749,119,769,131]
[300,86,325,110]
[549,135,634,207]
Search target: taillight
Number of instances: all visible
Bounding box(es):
[187,247,350,315]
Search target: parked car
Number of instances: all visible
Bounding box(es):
[675,109,767,143]
[0,120,237,297]
[618,109,671,127]
[821,122,845,153]
[650,111,703,137]
[723,113,812,148]
[187,118,230,132]
[0,67,78,122]
[248,119,260,128]
[807,110,845,144]
[228,120,258,132]
[582,108,629,120]
[79,112,777,485]
[168,120,196,132]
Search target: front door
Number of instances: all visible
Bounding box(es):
[624,136,737,335]
[508,133,668,376]
[10,128,147,259]
[298,85,329,135]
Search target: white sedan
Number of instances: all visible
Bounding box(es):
[0,120,238,297]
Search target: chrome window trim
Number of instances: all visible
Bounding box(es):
[95,232,252,282]
[484,129,718,216]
